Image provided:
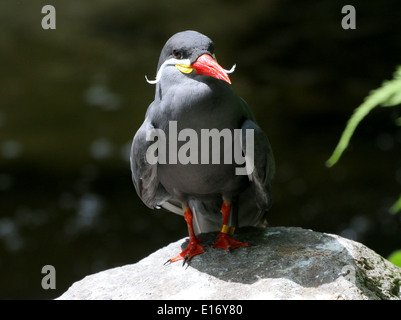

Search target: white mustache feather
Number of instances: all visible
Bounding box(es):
[145,58,236,84]
[145,58,191,84]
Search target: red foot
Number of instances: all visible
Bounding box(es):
[212,232,248,252]
[169,238,205,263]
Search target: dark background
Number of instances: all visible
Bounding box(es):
[1,0,400,299]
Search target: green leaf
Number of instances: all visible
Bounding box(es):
[381,69,401,106]
[390,195,401,214]
[387,250,401,268]
[325,99,377,167]
[381,90,401,106]
[326,65,401,167]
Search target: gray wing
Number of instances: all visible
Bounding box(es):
[238,119,275,226]
[130,119,171,209]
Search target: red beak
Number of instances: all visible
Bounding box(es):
[191,54,231,84]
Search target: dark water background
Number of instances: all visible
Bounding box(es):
[1,0,400,299]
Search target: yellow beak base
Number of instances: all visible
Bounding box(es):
[176,64,194,74]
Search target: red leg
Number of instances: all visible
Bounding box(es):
[212,200,248,251]
[169,206,205,263]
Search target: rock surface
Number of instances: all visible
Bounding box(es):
[58,227,401,300]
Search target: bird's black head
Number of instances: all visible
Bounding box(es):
[157,30,215,70]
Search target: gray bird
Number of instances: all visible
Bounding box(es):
[130,30,274,264]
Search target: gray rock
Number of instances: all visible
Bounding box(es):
[57,227,401,300]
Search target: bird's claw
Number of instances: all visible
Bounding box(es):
[163,257,191,268]
[182,256,190,268]
[165,240,205,266]
[212,232,248,252]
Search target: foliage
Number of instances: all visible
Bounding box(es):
[390,196,401,215]
[326,66,401,213]
[387,250,401,268]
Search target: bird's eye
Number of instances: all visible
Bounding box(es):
[173,50,182,59]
